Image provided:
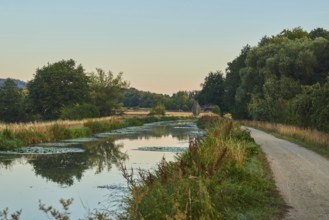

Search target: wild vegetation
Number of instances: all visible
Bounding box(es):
[119,116,284,219]
[0,116,185,151]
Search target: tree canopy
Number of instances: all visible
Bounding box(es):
[222,27,329,132]
[0,79,25,122]
[196,71,225,110]
[27,59,90,120]
[89,68,129,116]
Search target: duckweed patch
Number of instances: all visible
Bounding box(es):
[0,147,84,155]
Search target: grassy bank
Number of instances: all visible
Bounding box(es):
[119,116,285,219]
[243,120,329,158]
[0,115,189,151]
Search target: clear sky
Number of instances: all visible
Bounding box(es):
[1,0,329,94]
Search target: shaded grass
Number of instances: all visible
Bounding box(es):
[120,116,285,219]
[243,120,329,159]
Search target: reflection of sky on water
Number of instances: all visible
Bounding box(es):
[0,120,203,219]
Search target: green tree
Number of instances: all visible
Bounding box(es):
[27,59,90,120]
[197,71,225,109]
[89,68,129,116]
[224,45,250,118]
[0,79,25,122]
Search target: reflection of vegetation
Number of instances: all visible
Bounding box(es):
[0,155,18,169]
[30,152,88,186]
[84,139,128,174]
[28,138,128,186]
[0,120,199,187]
[119,121,201,141]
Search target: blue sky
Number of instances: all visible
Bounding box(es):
[1,0,329,94]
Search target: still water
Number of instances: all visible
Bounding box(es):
[0,120,204,219]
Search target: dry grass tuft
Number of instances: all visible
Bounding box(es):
[0,116,120,137]
[243,120,329,151]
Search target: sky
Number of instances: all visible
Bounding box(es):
[1,0,329,94]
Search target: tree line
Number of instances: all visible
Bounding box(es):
[197,27,329,132]
[0,59,198,123]
[0,60,129,122]
[2,27,328,132]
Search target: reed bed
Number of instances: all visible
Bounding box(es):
[0,116,119,134]
[243,120,329,151]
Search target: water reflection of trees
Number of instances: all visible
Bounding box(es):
[28,138,128,186]
[0,155,18,169]
[119,122,201,141]
[0,120,200,186]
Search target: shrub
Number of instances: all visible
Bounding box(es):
[148,104,166,116]
[211,105,221,115]
[0,128,24,150]
[60,104,100,120]
[68,126,91,138]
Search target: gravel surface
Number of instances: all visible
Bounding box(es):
[246,127,329,220]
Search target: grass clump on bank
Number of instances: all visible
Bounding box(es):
[243,120,329,158]
[120,115,285,219]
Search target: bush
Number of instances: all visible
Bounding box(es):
[68,126,91,138]
[148,104,166,116]
[212,105,221,115]
[60,104,100,120]
[0,129,24,150]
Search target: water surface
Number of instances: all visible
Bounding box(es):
[0,120,203,219]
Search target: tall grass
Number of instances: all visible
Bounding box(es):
[243,120,329,156]
[120,116,284,219]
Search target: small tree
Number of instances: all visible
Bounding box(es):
[0,79,25,122]
[89,68,129,116]
[148,104,166,116]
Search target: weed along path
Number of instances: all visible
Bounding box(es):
[246,127,329,220]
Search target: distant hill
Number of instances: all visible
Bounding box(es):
[0,78,27,89]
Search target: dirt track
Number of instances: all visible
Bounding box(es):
[246,127,329,220]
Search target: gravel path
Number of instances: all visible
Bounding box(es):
[246,127,329,220]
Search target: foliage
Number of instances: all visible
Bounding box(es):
[148,104,166,116]
[27,59,90,120]
[0,208,22,220]
[197,71,225,110]
[39,199,112,220]
[0,128,24,150]
[120,116,284,219]
[0,79,25,122]
[211,105,221,115]
[223,27,329,132]
[89,68,129,116]
[60,103,100,120]
[122,88,197,111]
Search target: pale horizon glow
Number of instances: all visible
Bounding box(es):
[1,0,329,95]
